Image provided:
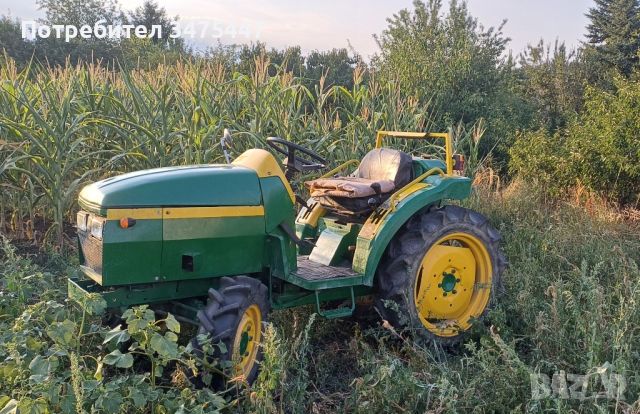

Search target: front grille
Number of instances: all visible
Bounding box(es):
[79,230,103,274]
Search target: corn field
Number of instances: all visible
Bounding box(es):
[0,55,487,248]
[0,54,499,413]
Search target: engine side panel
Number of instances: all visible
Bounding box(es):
[102,208,164,285]
[89,206,266,286]
[160,206,266,282]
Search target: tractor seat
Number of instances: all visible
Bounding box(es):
[305,148,412,216]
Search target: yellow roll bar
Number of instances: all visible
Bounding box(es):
[375,131,453,176]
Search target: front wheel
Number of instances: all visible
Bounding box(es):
[193,276,269,385]
[375,205,506,344]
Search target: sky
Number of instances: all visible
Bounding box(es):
[1,0,594,59]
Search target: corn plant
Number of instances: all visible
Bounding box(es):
[0,68,116,247]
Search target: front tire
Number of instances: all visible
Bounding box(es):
[194,276,269,385]
[375,205,505,344]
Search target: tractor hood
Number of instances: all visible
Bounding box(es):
[79,165,262,214]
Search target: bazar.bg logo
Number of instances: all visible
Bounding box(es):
[530,364,626,401]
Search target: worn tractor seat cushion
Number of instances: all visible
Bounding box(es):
[356,147,413,188]
[304,148,413,216]
[306,177,395,198]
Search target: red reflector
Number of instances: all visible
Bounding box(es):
[119,217,136,229]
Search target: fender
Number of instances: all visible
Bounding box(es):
[352,175,472,285]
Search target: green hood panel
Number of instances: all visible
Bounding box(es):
[79,165,262,212]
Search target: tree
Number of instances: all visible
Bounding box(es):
[375,0,510,120]
[231,43,305,77]
[0,16,36,68]
[374,0,522,168]
[128,0,177,44]
[510,77,640,205]
[304,48,361,89]
[37,0,121,27]
[122,0,187,65]
[34,0,123,66]
[585,0,640,77]
[517,40,586,131]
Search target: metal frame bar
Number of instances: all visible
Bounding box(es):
[320,159,360,178]
[375,130,454,176]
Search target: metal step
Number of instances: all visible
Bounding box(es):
[315,287,355,319]
[294,256,358,281]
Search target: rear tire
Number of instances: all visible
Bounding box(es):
[193,276,269,385]
[375,205,506,345]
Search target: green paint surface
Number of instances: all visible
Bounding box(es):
[353,176,472,284]
[160,216,265,282]
[309,219,360,266]
[79,165,262,214]
[102,218,163,285]
[260,176,296,232]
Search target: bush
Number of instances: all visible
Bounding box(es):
[509,77,640,205]
[509,129,573,195]
[567,79,640,204]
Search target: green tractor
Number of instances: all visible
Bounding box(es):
[69,130,505,383]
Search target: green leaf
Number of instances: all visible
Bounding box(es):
[154,364,163,378]
[28,355,50,380]
[84,293,107,315]
[149,333,178,358]
[103,350,134,369]
[46,320,77,347]
[25,337,45,352]
[125,307,156,334]
[103,325,130,345]
[216,341,228,354]
[0,399,18,414]
[18,397,49,414]
[121,308,134,320]
[165,313,180,333]
[128,387,147,409]
[0,396,11,410]
[96,390,123,413]
[126,318,148,335]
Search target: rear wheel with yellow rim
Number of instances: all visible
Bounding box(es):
[375,205,505,344]
[194,275,269,385]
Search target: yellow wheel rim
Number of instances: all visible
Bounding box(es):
[232,304,262,378]
[414,232,492,337]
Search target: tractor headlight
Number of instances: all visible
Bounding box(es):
[76,212,89,232]
[90,216,105,240]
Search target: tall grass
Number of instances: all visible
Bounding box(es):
[242,182,640,413]
[0,55,494,248]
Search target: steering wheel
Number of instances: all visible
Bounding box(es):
[266,137,327,178]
